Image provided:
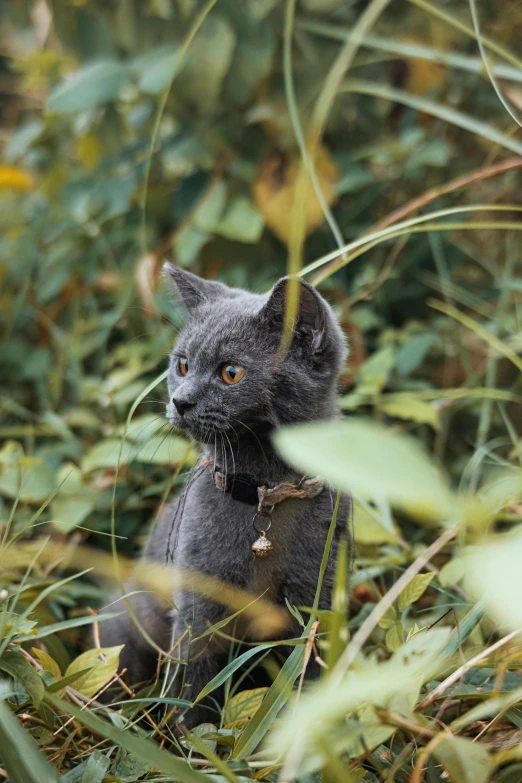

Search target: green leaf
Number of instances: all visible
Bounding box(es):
[176,15,236,115]
[213,197,264,243]
[82,435,193,471]
[394,333,436,376]
[195,643,275,703]
[0,612,37,640]
[274,420,455,523]
[0,446,56,503]
[223,20,275,104]
[385,621,404,652]
[47,60,131,114]
[182,722,218,754]
[397,572,435,612]
[0,699,60,783]
[64,646,123,698]
[52,495,94,533]
[134,45,180,94]
[356,346,395,395]
[80,750,110,783]
[45,667,93,694]
[377,605,396,629]
[433,736,492,783]
[0,651,45,707]
[174,225,210,267]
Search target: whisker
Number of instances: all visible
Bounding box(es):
[224,430,236,477]
[230,416,268,464]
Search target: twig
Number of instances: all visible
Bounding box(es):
[296,620,319,699]
[329,525,459,685]
[314,157,522,284]
[416,630,520,712]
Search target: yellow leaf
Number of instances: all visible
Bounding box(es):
[77,134,102,170]
[398,572,435,612]
[33,649,62,681]
[252,147,339,245]
[353,502,399,545]
[379,397,440,431]
[0,166,34,190]
[64,645,123,698]
[385,621,404,652]
[223,687,268,729]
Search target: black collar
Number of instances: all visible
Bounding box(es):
[220,471,264,506]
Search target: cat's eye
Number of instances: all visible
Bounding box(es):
[221,365,245,385]
[178,357,189,377]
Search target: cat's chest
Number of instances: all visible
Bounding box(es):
[171,470,312,586]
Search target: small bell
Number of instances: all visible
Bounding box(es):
[251,531,274,559]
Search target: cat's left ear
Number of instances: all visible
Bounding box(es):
[259,277,329,352]
[163,262,228,313]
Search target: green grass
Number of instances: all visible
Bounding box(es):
[2,0,522,780]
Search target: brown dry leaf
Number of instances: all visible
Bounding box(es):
[135,252,161,316]
[403,37,446,95]
[252,147,339,245]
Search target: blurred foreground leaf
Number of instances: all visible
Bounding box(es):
[433,735,492,783]
[274,419,455,523]
[464,535,522,632]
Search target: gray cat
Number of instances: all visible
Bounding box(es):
[101,265,351,726]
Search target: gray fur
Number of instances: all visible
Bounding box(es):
[100,266,351,726]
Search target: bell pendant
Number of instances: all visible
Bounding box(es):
[251,532,274,559]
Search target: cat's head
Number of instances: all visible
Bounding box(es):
[164,264,347,442]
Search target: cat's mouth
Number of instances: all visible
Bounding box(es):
[166,405,229,440]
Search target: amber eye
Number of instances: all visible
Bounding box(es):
[221,365,245,385]
[178,357,189,377]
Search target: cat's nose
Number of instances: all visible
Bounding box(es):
[172,396,195,416]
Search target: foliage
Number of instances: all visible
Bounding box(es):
[1,0,522,781]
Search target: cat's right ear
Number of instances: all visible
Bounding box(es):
[163,263,228,313]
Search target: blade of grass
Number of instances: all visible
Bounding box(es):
[407,0,522,71]
[139,0,219,255]
[280,0,391,356]
[341,79,522,156]
[428,298,522,374]
[297,18,522,84]
[416,629,519,712]
[0,698,60,783]
[313,157,522,284]
[469,0,522,128]
[15,611,123,642]
[301,203,522,281]
[283,0,344,253]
